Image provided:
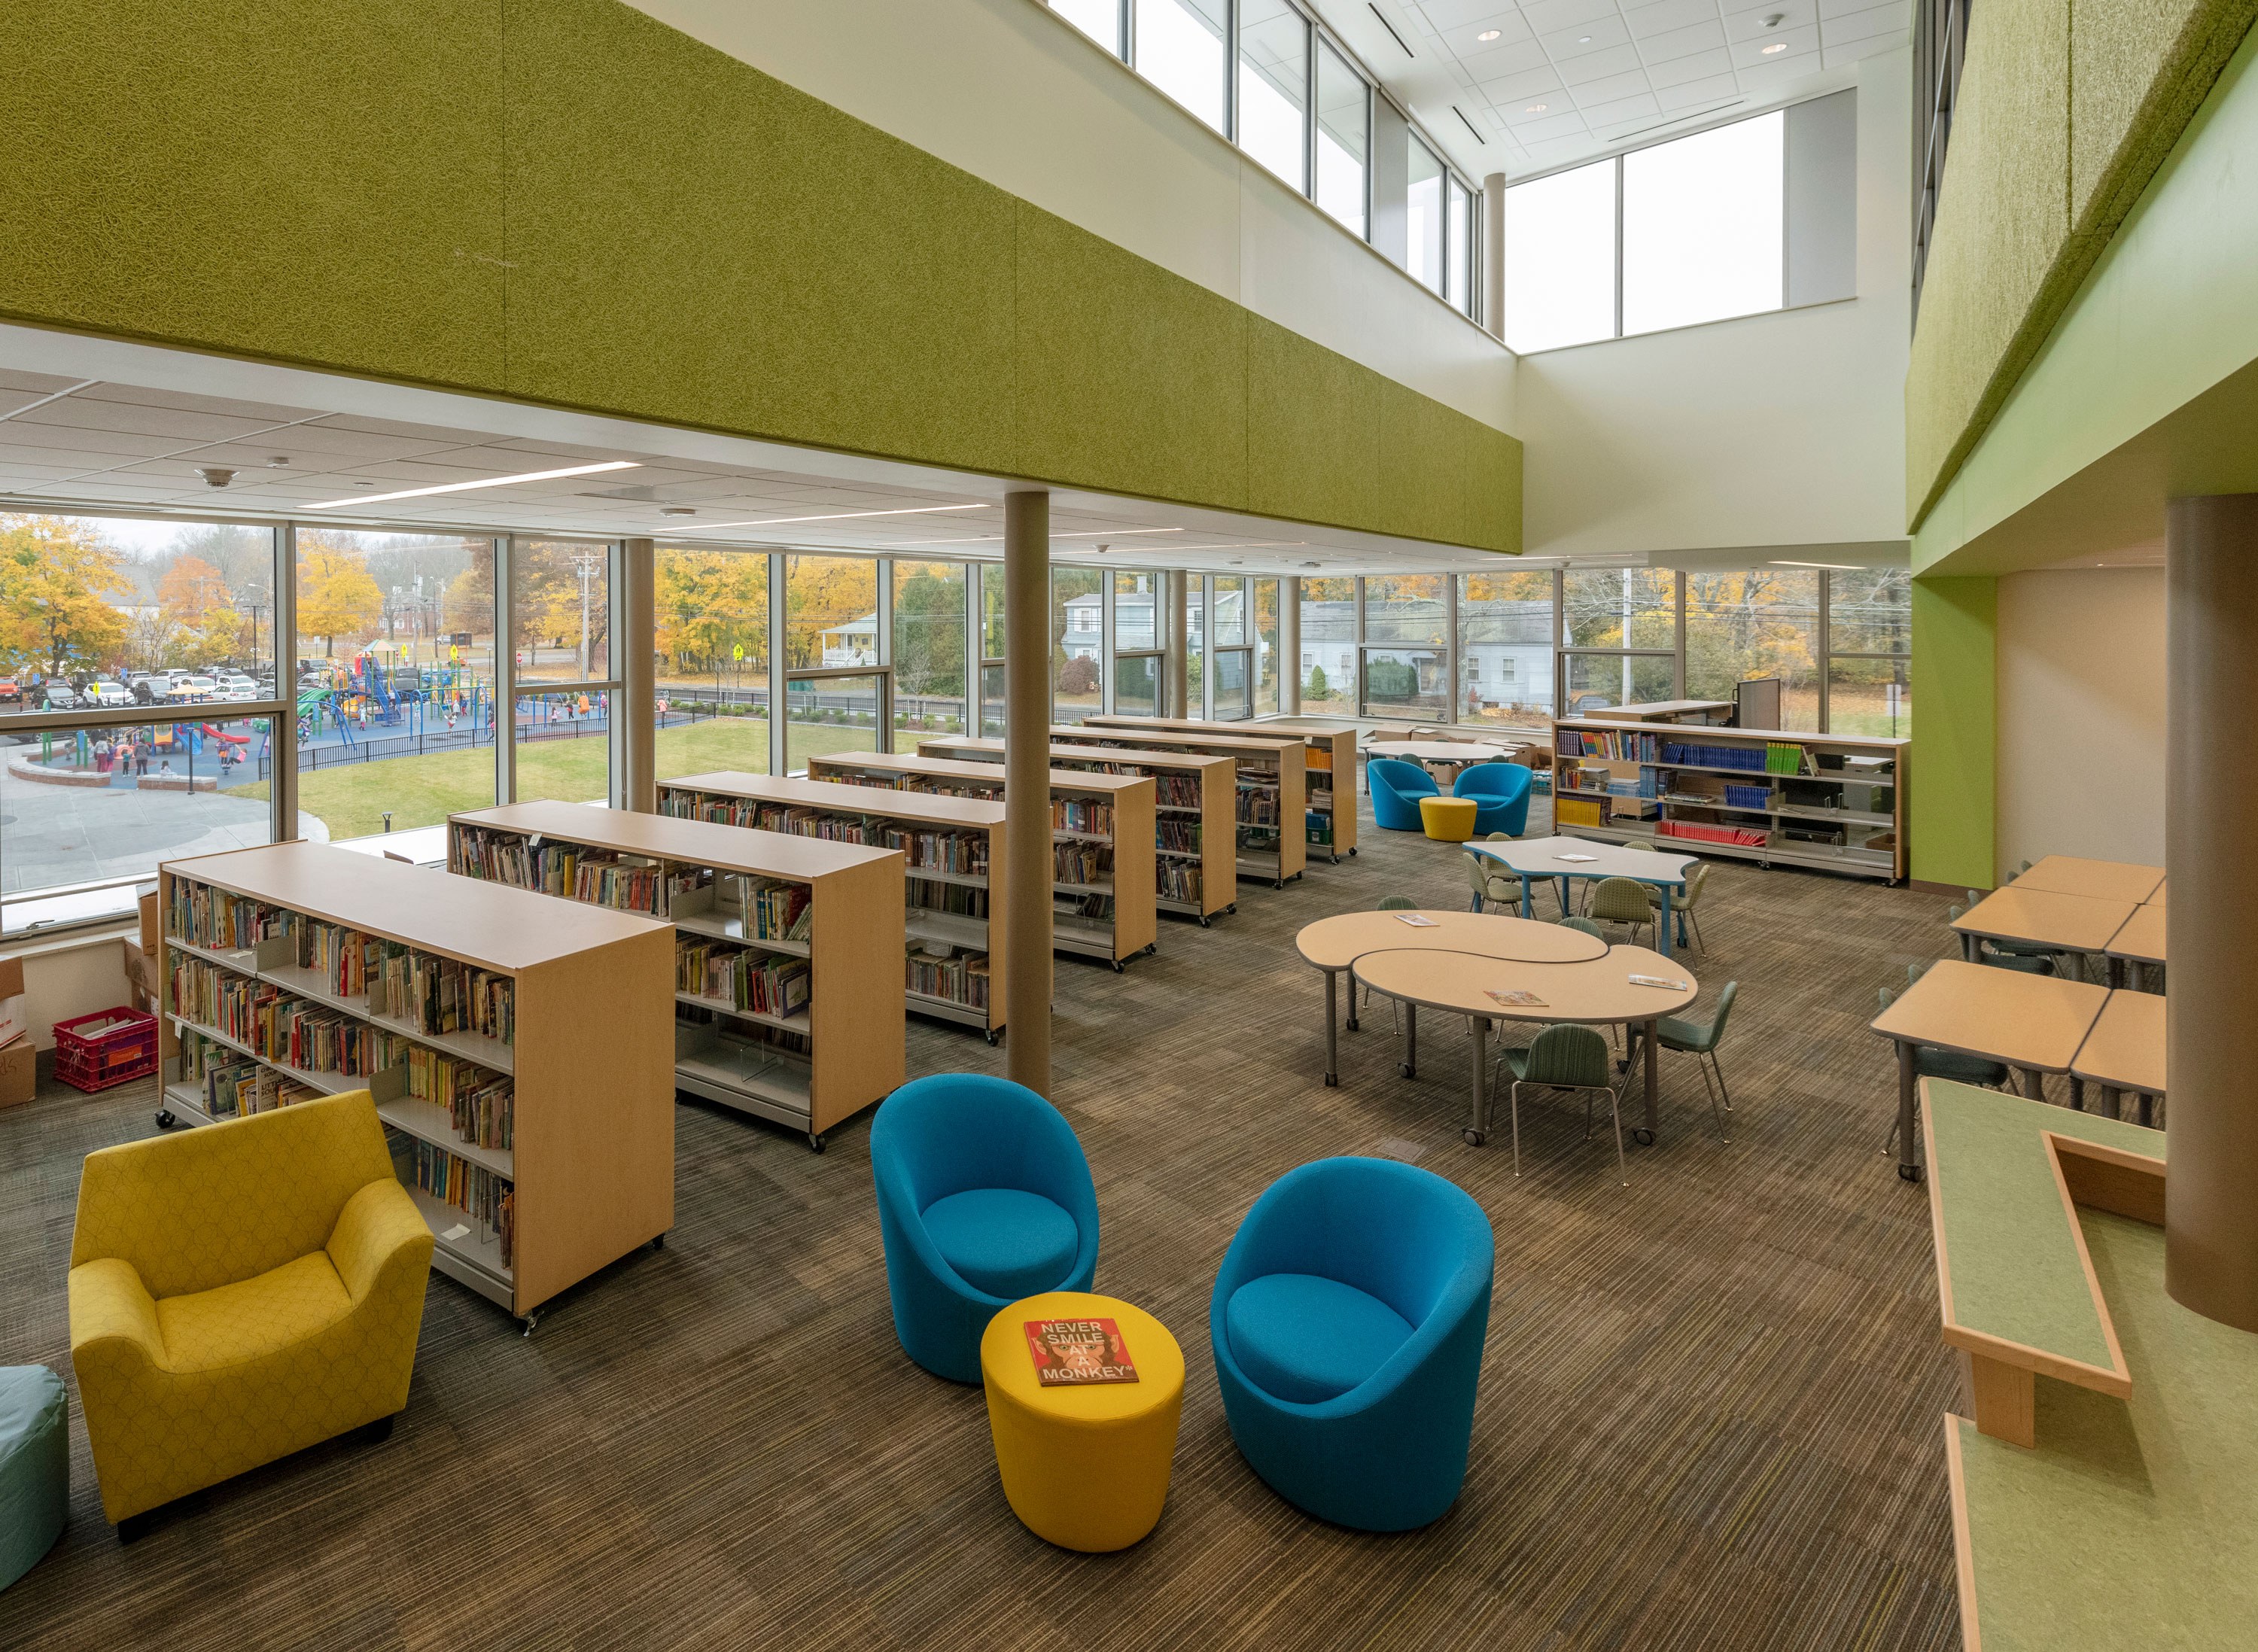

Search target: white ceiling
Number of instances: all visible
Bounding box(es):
[1322,0,1910,179]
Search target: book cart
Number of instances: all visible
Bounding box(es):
[660,772,1009,1042]
[447,800,904,1152]
[157,839,674,1327]
[805,751,1155,970]
[1550,719,1910,881]
[1082,714,1358,862]
[1042,726,1306,888]
[914,735,1237,926]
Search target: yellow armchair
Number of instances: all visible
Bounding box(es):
[68,1091,434,1532]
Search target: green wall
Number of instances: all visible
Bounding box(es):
[1910,577,1998,890]
[1905,0,2258,530]
[0,0,1520,555]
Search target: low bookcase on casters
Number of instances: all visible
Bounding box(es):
[447,799,905,1152]
[1045,726,1307,888]
[1080,714,1358,863]
[158,839,674,1331]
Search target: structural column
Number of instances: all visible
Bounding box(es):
[1003,491,1054,1095]
[1168,572,1190,717]
[2165,493,2258,1331]
[620,537,656,811]
[1279,577,1301,715]
[1482,172,1506,342]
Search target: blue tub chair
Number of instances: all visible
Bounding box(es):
[870,1074,1100,1383]
[1453,762,1532,837]
[1367,758,1440,832]
[1210,1158,1494,1531]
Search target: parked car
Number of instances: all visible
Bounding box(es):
[212,674,259,703]
[87,680,131,709]
[128,674,166,704]
[0,677,20,705]
[41,683,82,711]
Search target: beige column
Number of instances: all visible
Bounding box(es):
[620,537,656,811]
[1279,577,1301,714]
[1003,491,1054,1095]
[2165,493,2258,1331]
[1482,172,1506,342]
[1169,572,1190,717]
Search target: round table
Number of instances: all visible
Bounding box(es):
[1295,911,1607,1087]
[1350,945,1697,1147]
[980,1291,1185,1553]
[1365,741,1514,767]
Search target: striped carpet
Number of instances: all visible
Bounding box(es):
[0,795,1970,1650]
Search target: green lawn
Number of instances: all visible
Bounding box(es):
[244,717,887,840]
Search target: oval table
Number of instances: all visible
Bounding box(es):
[1350,945,1697,1147]
[1295,910,1608,1087]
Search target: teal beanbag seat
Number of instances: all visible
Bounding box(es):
[0,1366,66,1588]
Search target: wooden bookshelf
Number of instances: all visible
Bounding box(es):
[1551,719,1910,881]
[1579,700,1735,725]
[446,801,904,1150]
[914,735,1237,924]
[805,752,1155,969]
[1044,725,1306,887]
[660,771,1008,1041]
[157,839,674,1325]
[1085,714,1358,861]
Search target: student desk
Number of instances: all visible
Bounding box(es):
[1348,945,1695,1148]
[1466,835,1696,957]
[1951,887,2135,972]
[2013,856,2165,903]
[1870,961,2109,1179]
[2071,990,2166,1125]
[1293,910,1605,1086]
[2104,903,2166,990]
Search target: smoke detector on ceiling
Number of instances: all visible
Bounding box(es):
[197,467,236,488]
[1763,11,1785,25]
[266,456,291,467]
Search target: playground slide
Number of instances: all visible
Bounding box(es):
[199,724,251,744]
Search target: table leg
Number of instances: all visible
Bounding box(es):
[1467,1018,1490,1145]
[2020,1068,2044,1101]
[1642,1018,1660,1142]
[1323,969,1340,1088]
[2069,1077,2084,1112]
[2108,957,2125,990]
[1896,1041,1920,1182]
[2099,1085,2121,1121]
[2139,1094,2155,1127]
[1520,879,1532,920]
[1401,1003,1417,1080]
[1657,888,1675,959]
[1962,931,1979,963]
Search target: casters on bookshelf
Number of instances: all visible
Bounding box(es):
[1897,1163,1924,1183]
[1324,1073,1338,1087]
[1329,853,1341,865]
[1273,879,1284,890]
[806,1131,827,1155]
[1197,915,1211,928]
[1111,960,1125,973]
[1462,1128,1485,1147]
[1632,1127,1655,1147]
[1399,1062,1416,1080]
[985,1028,1002,1046]
[1228,902,1238,915]
[519,1310,543,1339]
[154,1109,176,1130]
[1349,846,1359,856]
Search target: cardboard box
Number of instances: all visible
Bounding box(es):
[0,956,25,1054]
[122,939,158,1014]
[139,887,160,960]
[0,1037,34,1108]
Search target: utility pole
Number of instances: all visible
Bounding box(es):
[571,550,602,680]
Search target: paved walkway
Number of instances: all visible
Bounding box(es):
[0,763,324,894]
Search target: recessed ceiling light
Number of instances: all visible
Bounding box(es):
[1768,559,1864,570]
[1761,41,1788,53]
[1577,35,1592,43]
[1477,27,1500,40]
[266,456,291,468]
[660,507,696,516]
[1525,102,1547,113]
[304,460,639,510]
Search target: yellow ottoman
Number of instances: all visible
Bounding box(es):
[980,1291,1184,1552]
[1420,795,1479,841]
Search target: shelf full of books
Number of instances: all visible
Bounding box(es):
[913,735,1237,923]
[447,800,905,1142]
[658,771,1009,1039]
[805,751,1156,967]
[158,839,674,1320]
[1082,715,1356,862]
[1024,724,1306,887]
[1550,720,1910,881]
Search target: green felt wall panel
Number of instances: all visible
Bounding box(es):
[0,0,507,391]
[1907,0,2258,529]
[1910,576,1998,890]
[0,0,1520,555]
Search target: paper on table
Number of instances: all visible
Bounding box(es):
[1554,853,1598,863]
[1394,913,1439,927]
[1486,989,1546,1007]
[442,1224,471,1242]
[1627,974,1688,990]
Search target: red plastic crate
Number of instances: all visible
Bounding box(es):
[53,1005,160,1094]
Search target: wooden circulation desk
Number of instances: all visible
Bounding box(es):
[448,800,905,1148]
[805,750,1155,969]
[661,771,1009,1041]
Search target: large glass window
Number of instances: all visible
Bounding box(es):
[1684,569,1819,729]
[784,555,881,770]
[1112,571,1163,716]
[1503,160,1616,353]
[516,688,611,805]
[892,561,967,741]
[1826,567,1913,737]
[1053,0,1123,54]
[1623,111,1785,337]
[288,528,496,841]
[1457,569,1554,730]
[1314,43,1368,238]
[1560,568,1675,717]
[1134,0,1227,132]
[1407,139,1445,295]
[655,546,768,778]
[1360,575,1447,721]
[1299,577,1354,713]
[1446,177,1474,316]
[785,675,883,774]
[1209,574,1249,720]
[512,540,610,685]
[1237,0,1309,190]
[1184,575,1207,715]
[1051,567,1104,723]
[980,564,1008,736]
[1253,579,1280,716]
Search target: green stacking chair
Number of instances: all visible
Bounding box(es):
[1654,981,1736,1142]
[1556,915,1603,939]
[1951,893,2063,977]
[1585,876,1654,949]
[1464,833,1544,915]
[1499,1024,1626,1185]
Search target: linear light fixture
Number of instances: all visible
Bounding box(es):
[668,503,988,534]
[1769,559,1865,570]
[303,460,640,510]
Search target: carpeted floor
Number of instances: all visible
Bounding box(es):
[0,793,1974,1650]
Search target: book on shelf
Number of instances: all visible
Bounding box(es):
[676,936,811,1018]
[391,1129,515,1269]
[905,944,990,1009]
[1157,863,1204,903]
[370,943,514,1045]
[1051,797,1114,835]
[1051,841,1110,887]
[906,878,988,920]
